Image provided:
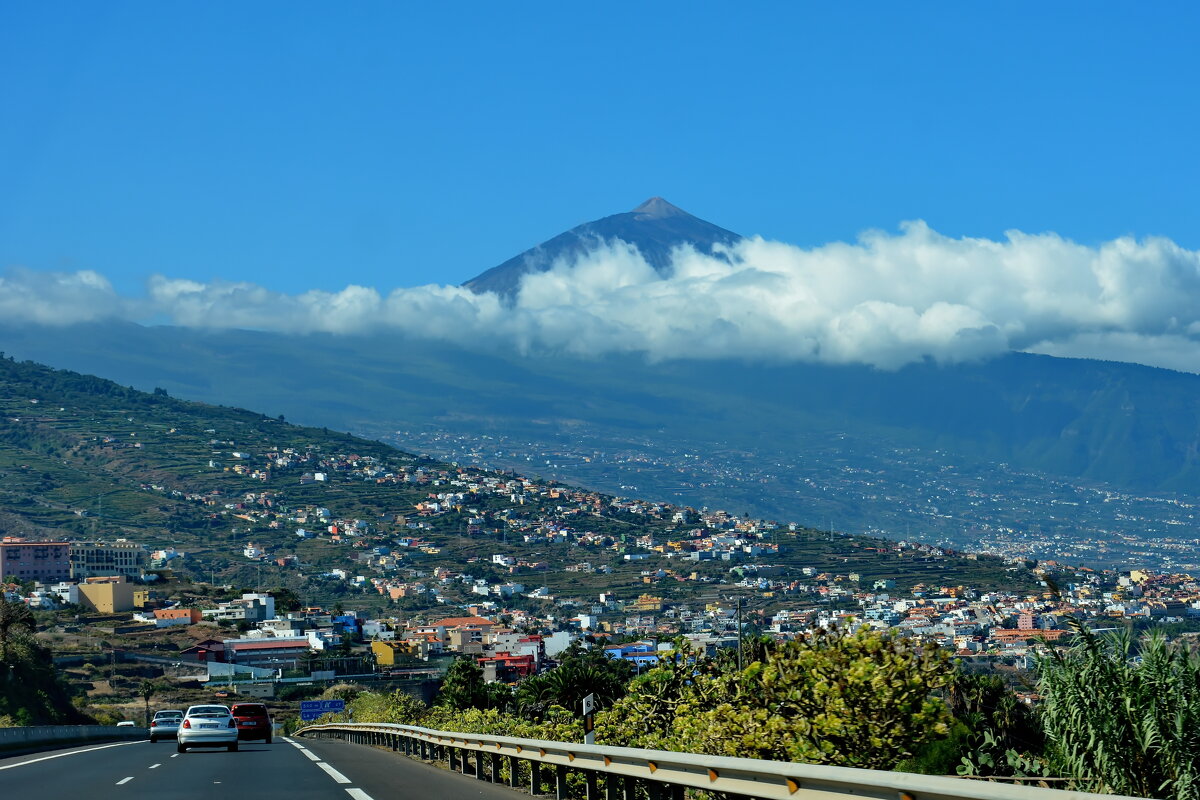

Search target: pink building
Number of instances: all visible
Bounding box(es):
[0,537,72,583]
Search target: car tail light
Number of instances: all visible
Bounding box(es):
[182,719,191,729]
[150,721,158,727]
[228,719,236,728]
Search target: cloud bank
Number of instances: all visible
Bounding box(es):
[5,222,1200,372]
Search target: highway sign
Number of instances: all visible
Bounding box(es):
[299,699,345,720]
[300,699,346,712]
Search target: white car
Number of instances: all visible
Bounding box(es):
[150,710,184,743]
[177,705,239,752]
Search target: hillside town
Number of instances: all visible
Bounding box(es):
[4,429,1199,694]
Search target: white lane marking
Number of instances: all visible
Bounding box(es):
[301,749,321,762]
[346,790,376,800]
[116,777,134,785]
[170,754,180,758]
[0,740,144,772]
[149,764,161,769]
[316,761,352,784]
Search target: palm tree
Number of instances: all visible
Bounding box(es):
[140,680,158,727]
[0,599,36,664]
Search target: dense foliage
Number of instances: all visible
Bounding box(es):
[1036,627,1200,799]
[319,626,1200,799]
[0,600,91,725]
[598,629,954,769]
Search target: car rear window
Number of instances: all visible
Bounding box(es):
[188,706,231,717]
[232,705,268,716]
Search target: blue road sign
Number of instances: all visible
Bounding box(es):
[299,699,346,721]
[300,699,346,713]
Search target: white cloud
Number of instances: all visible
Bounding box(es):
[5,222,1200,372]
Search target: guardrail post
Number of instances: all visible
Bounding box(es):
[420,739,429,760]
[555,764,569,800]
[646,781,664,800]
[507,755,518,787]
[585,769,598,800]
[530,760,542,794]
[475,749,486,780]
[489,752,500,782]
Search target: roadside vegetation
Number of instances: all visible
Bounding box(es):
[319,624,1200,799]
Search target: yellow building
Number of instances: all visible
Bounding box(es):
[77,575,143,613]
[371,639,422,666]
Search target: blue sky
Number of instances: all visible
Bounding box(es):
[1,2,1198,300]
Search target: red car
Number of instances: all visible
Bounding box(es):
[230,702,273,744]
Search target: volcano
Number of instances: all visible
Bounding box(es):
[462,197,742,298]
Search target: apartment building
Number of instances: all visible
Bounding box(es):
[0,537,72,583]
[70,539,149,580]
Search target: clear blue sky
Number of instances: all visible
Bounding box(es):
[1,2,1197,296]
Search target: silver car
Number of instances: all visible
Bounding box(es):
[149,709,184,743]
[177,704,239,752]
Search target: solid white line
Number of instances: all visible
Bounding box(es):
[316,761,352,784]
[345,789,376,800]
[301,749,321,762]
[0,740,145,772]
[149,763,161,769]
[116,777,134,785]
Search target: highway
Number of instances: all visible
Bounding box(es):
[0,735,529,799]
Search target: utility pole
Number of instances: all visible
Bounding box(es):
[736,595,744,672]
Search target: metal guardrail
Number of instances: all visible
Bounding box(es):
[0,725,148,755]
[296,722,1141,800]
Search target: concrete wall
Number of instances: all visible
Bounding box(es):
[0,725,147,754]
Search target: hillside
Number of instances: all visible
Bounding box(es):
[3,322,1200,568]
[0,356,1031,604]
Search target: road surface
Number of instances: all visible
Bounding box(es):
[0,734,529,799]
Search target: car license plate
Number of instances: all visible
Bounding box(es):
[243,721,257,725]
[200,723,218,729]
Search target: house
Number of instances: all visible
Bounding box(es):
[149,608,202,628]
[478,652,536,683]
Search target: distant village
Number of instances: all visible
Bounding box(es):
[4,434,1200,692]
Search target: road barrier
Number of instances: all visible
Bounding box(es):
[0,725,148,755]
[297,722,1139,800]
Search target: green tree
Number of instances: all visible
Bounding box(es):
[139,679,158,727]
[0,599,36,663]
[599,627,954,769]
[1036,627,1200,799]
[436,658,489,711]
[515,643,632,721]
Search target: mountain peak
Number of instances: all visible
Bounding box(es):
[632,196,688,219]
[463,198,741,298]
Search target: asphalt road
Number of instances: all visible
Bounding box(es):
[0,735,530,799]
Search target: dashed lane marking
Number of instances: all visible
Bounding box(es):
[316,761,352,784]
[116,777,133,785]
[301,750,322,762]
[0,741,145,772]
[345,789,376,800]
[149,764,161,769]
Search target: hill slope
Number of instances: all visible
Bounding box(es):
[0,355,1030,597]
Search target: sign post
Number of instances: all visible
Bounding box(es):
[582,693,595,745]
